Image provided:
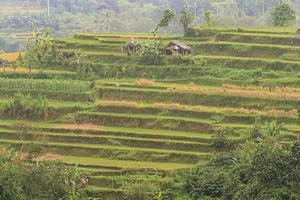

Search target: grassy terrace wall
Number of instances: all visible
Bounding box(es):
[186,26,297,37]
[192,42,300,60]
[215,32,300,46]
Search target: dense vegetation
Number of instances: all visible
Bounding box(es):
[0,146,84,200]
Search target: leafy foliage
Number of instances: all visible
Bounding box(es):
[211,127,234,151]
[261,120,284,138]
[3,93,49,119]
[19,29,62,69]
[180,9,194,36]
[184,124,300,200]
[135,39,165,65]
[272,3,296,27]
[204,11,212,26]
[0,147,84,200]
[153,9,175,34]
[67,53,96,80]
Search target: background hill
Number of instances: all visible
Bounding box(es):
[0,0,299,35]
[1,0,300,52]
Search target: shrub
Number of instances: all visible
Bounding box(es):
[210,152,238,167]
[211,127,234,151]
[3,93,49,119]
[184,166,231,199]
[20,29,62,69]
[135,39,166,65]
[0,147,83,200]
[183,137,300,200]
[261,121,284,138]
[237,27,244,32]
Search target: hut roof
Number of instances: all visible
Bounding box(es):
[168,40,191,50]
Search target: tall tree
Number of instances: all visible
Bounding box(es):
[180,9,194,36]
[272,3,296,26]
[204,11,212,26]
[153,9,175,34]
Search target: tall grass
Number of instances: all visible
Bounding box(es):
[3,93,49,119]
[0,78,92,93]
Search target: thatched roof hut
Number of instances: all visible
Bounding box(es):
[164,40,191,56]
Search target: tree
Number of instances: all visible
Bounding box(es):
[180,9,194,36]
[184,121,300,200]
[204,11,212,26]
[272,3,296,27]
[135,39,164,65]
[20,29,61,69]
[153,9,175,34]
[0,147,84,200]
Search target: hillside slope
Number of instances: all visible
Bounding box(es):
[0,27,299,199]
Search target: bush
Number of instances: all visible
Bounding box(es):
[0,147,83,200]
[20,29,62,69]
[210,152,238,167]
[211,127,234,151]
[183,138,300,200]
[184,166,231,199]
[3,93,49,119]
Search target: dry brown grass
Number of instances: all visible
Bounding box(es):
[134,79,155,86]
[98,100,140,107]
[0,52,23,62]
[153,102,187,110]
[168,84,300,101]
[267,109,298,118]
[33,153,60,161]
[0,67,36,73]
[223,107,261,115]
[57,124,103,131]
[223,84,300,93]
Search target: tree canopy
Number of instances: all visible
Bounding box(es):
[272,3,296,26]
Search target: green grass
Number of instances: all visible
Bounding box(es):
[0,119,213,142]
[97,85,300,112]
[0,138,211,164]
[61,156,195,170]
[190,26,297,35]
[0,128,212,152]
[215,32,300,46]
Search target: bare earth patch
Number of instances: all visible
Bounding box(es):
[20,152,60,161]
[57,123,103,131]
[34,153,60,161]
[125,34,146,38]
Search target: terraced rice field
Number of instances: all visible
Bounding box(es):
[1,27,300,199]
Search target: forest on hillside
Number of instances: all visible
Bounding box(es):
[0,0,299,36]
[0,0,298,52]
